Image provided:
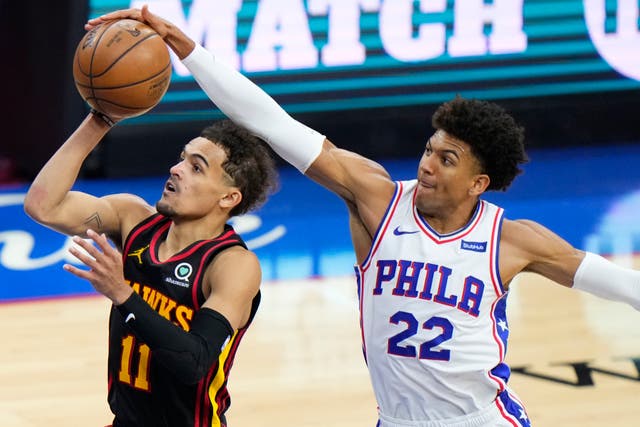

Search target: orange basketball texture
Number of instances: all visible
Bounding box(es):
[73,19,172,121]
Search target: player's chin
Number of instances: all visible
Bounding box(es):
[156,200,176,218]
[414,192,439,214]
[415,185,435,200]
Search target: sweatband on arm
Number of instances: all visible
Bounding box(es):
[181,44,325,173]
[573,252,640,310]
[116,292,234,384]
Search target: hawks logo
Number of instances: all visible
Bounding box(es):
[128,281,194,331]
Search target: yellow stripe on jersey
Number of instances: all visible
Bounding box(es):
[208,330,238,427]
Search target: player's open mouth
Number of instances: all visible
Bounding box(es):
[165,181,176,192]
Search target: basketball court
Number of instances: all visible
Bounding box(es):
[1,270,639,427]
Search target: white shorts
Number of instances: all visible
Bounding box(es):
[376,390,531,427]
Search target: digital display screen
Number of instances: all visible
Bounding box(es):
[87,0,640,126]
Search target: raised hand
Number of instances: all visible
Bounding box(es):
[64,229,132,305]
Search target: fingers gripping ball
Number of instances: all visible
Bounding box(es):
[73,19,172,121]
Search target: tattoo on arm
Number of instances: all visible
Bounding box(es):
[84,212,103,231]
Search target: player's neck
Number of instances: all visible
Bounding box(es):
[158,217,228,261]
[420,200,480,235]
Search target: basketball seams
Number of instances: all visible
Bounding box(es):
[82,64,172,110]
[88,20,121,107]
[74,20,118,77]
[72,19,172,119]
[90,33,165,79]
[75,62,171,91]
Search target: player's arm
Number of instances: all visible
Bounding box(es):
[87,6,396,231]
[176,30,395,209]
[117,248,259,384]
[198,246,261,331]
[179,43,396,225]
[72,232,261,384]
[501,219,640,310]
[23,113,153,240]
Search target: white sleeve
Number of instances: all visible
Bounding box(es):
[573,252,640,310]
[181,44,325,173]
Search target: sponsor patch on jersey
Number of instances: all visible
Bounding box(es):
[164,276,191,288]
[175,262,193,280]
[460,240,487,252]
[164,262,193,287]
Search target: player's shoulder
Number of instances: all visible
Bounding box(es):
[210,245,260,271]
[103,193,155,236]
[502,217,533,231]
[501,218,542,243]
[502,218,552,236]
[205,246,261,292]
[498,219,553,278]
[103,192,152,209]
[500,218,568,258]
[212,245,258,267]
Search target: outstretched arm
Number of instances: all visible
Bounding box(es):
[87,6,324,173]
[87,6,396,234]
[501,219,640,310]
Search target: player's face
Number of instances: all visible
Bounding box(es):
[415,130,485,216]
[157,137,239,218]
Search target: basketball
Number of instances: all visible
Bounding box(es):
[72,19,172,121]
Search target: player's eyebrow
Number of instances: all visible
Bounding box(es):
[427,138,465,160]
[182,146,210,168]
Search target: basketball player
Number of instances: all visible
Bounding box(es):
[89,6,640,427]
[23,116,278,426]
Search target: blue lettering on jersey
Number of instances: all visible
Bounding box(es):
[373,259,484,317]
[460,240,487,252]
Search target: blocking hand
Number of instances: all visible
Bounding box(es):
[85,5,195,59]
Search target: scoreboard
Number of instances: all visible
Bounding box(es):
[88,0,640,126]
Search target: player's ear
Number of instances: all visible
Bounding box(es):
[469,174,490,196]
[220,189,242,211]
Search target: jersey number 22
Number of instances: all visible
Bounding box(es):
[388,311,453,361]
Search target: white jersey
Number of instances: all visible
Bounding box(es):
[355,180,530,426]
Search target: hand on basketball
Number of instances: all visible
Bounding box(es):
[86,5,169,38]
[85,5,195,59]
[64,229,132,305]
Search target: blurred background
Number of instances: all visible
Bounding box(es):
[2,2,640,426]
[2,0,640,298]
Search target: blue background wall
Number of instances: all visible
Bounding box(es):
[3,143,640,301]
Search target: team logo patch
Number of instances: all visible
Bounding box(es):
[460,240,487,252]
[174,262,193,281]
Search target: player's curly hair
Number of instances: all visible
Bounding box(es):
[432,96,528,191]
[201,120,279,216]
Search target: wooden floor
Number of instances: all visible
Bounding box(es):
[1,272,640,427]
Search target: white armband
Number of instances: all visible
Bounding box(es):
[181,44,325,173]
[573,252,640,310]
